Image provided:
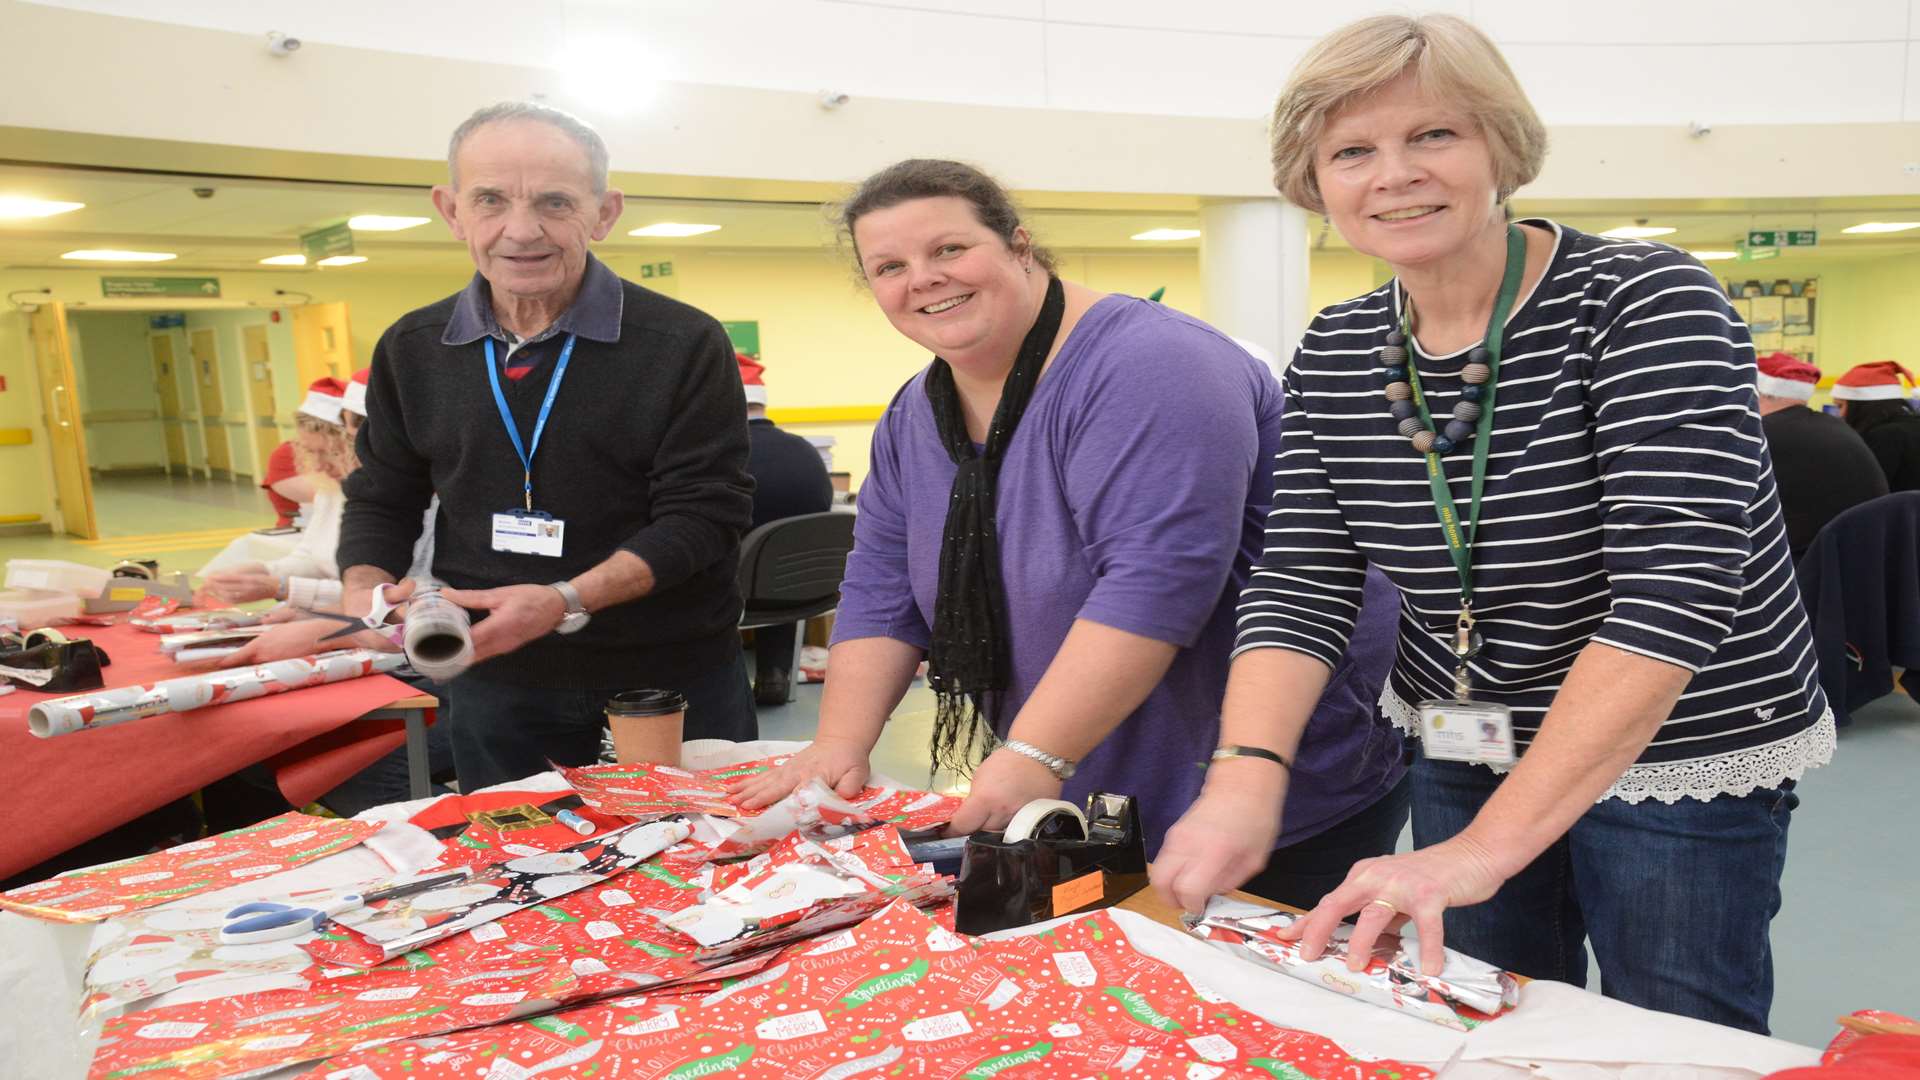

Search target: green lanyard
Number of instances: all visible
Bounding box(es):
[1402,224,1528,695]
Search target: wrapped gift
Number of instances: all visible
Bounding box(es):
[1188,895,1518,1030]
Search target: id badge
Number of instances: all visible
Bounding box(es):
[1417,699,1517,765]
[491,511,565,557]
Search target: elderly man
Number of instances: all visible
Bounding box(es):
[319,101,756,790]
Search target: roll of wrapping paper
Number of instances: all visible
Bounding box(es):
[25,649,406,737]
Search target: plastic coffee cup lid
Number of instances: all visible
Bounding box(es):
[606,689,687,717]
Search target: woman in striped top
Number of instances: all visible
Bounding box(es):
[1149,14,1832,1034]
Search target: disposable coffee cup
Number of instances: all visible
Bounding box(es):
[606,689,687,766]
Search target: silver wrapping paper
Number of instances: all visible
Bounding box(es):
[27,649,406,737]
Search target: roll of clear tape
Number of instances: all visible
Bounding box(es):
[401,587,474,681]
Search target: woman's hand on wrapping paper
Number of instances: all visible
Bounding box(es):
[1278,834,1505,976]
[200,563,279,605]
[181,617,395,672]
[1150,767,1283,915]
[728,734,872,810]
[941,747,1064,837]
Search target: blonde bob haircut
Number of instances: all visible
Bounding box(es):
[1269,14,1547,215]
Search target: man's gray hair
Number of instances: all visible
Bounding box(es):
[447,102,610,193]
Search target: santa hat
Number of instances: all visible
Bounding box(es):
[1754,352,1820,401]
[297,377,347,424]
[737,352,767,406]
[1831,361,1917,402]
[342,367,371,417]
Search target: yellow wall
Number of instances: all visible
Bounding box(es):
[0,243,1592,526]
[1306,250,1386,318]
[1711,251,1920,388]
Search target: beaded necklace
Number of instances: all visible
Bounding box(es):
[1381,223,1528,701]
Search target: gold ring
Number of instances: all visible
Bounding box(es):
[1363,898,1399,917]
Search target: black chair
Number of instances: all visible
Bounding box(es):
[1795,491,1920,726]
[736,511,857,704]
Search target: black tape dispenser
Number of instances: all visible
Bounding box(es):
[952,792,1148,935]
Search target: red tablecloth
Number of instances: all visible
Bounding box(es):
[0,623,423,879]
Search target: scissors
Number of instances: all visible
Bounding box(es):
[303,582,406,644]
[220,869,470,944]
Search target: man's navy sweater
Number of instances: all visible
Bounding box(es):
[339,277,753,689]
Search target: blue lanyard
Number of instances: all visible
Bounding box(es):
[484,333,577,511]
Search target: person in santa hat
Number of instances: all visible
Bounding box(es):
[1832,361,1920,492]
[258,376,349,527]
[737,351,833,705]
[202,376,356,606]
[1756,353,1887,559]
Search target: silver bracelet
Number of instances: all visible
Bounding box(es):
[1000,738,1077,780]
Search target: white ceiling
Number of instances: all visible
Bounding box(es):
[27,0,1920,124]
[3,164,1919,274]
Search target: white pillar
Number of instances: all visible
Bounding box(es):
[1200,198,1312,373]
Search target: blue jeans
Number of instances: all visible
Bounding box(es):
[1411,751,1798,1035]
[447,646,757,791]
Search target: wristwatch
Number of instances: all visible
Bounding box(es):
[548,580,590,635]
[1000,738,1077,780]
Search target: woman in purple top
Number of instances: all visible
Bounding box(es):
[735,160,1406,902]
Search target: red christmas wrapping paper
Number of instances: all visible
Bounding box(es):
[1190,896,1517,1031]
[83,881,391,1017]
[0,812,383,924]
[656,827,953,963]
[556,756,962,858]
[86,850,785,1080]
[411,793,639,870]
[85,827,949,1079]
[290,900,1436,1080]
[301,819,695,968]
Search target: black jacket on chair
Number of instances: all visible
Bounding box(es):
[1795,492,1920,726]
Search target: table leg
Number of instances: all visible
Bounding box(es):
[405,707,433,800]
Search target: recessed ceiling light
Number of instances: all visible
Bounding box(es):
[259,254,307,266]
[1689,250,1740,261]
[1131,228,1202,242]
[1841,221,1920,235]
[1600,225,1677,239]
[62,249,176,262]
[347,214,431,231]
[0,196,84,220]
[628,222,722,238]
[317,255,368,267]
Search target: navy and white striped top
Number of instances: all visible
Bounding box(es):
[1238,220,1834,803]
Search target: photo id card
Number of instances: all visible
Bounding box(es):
[491,511,565,557]
[1417,699,1517,765]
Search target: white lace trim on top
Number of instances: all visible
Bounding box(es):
[1381,689,1837,805]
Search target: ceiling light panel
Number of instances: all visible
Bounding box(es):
[1599,225,1677,239]
[61,249,176,262]
[1840,222,1920,235]
[259,254,307,265]
[628,222,722,238]
[0,196,85,220]
[1131,228,1202,241]
[316,255,368,266]
[347,214,431,231]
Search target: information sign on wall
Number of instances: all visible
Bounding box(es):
[300,221,355,261]
[102,276,220,298]
[1746,229,1816,248]
[722,320,760,360]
